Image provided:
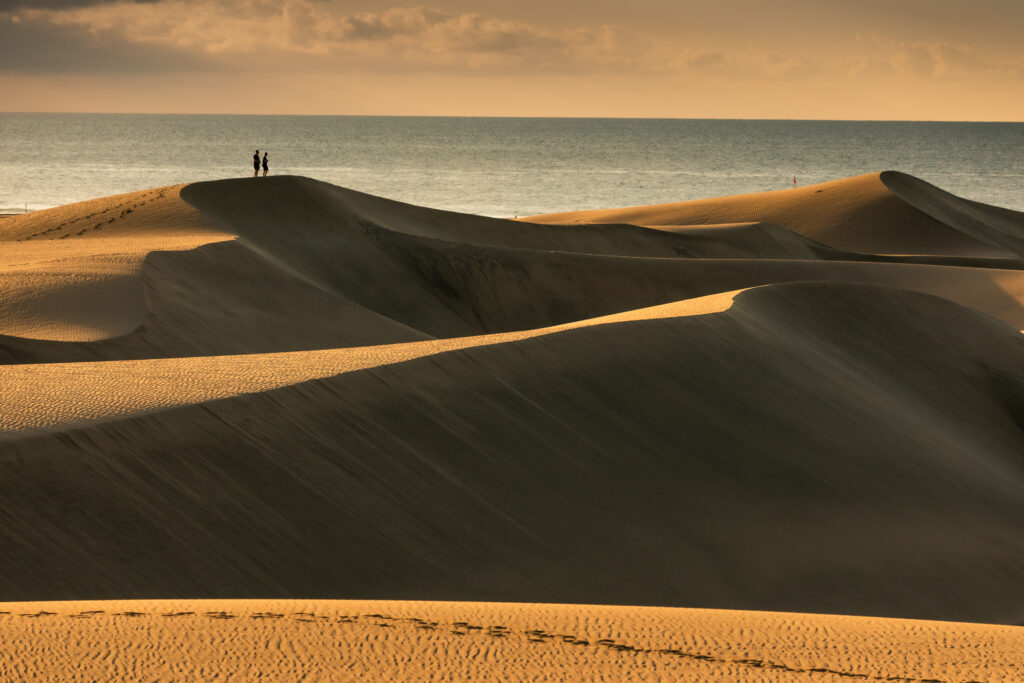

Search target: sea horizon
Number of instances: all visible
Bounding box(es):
[2,113,1022,216]
[4,111,1024,123]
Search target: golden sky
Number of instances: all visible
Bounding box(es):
[2,0,1022,119]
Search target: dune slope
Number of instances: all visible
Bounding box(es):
[2,283,1024,624]
[880,170,1024,256]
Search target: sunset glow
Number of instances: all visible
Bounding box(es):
[2,0,1022,119]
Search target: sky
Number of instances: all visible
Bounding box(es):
[1,0,1022,119]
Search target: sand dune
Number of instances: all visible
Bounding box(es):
[2,282,1024,625]
[0,185,225,241]
[2,171,1024,677]
[881,170,1024,256]
[1,599,1021,682]
[0,235,225,342]
[2,289,739,437]
[528,171,1022,257]
[4,173,1024,364]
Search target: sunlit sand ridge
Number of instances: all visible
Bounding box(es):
[1,171,1023,680]
[1,600,1021,682]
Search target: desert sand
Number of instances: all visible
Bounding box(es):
[1,171,1023,679]
[1,599,1022,681]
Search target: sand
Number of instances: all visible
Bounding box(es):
[2,171,1024,678]
[1,599,1021,682]
[528,171,1024,257]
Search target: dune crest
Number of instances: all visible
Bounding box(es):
[527,171,1019,257]
[880,170,1024,256]
[0,288,738,438]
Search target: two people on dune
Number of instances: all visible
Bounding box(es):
[253,150,269,177]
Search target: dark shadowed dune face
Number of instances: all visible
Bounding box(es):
[2,172,1024,626]
[879,170,1024,257]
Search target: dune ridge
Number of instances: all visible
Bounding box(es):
[1,289,739,438]
[5,173,1024,364]
[527,171,1021,257]
[2,171,1024,678]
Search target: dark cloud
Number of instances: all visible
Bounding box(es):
[0,15,212,74]
[1,0,1019,82]
[0,0,158,8]
[336,7,451,41]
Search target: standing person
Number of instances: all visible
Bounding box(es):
[253,150,260,177]
[262,152,269,177]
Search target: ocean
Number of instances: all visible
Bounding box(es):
[1,114,1022,216]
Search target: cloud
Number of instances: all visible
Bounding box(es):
[2,1,658,73]
[0,0,157,8]
[852,33,1023,80]
[1,1,796,76]
[0,6,210,73]
[4,1,1021,83]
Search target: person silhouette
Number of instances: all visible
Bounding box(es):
[262,152,269,177]
[253,150,260,177]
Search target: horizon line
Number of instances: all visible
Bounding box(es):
[2,111,1022,124]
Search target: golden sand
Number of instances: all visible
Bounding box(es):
[1,600,1021,682]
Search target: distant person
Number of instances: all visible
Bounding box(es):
[262,152,269,177]
[253,150,260,177]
